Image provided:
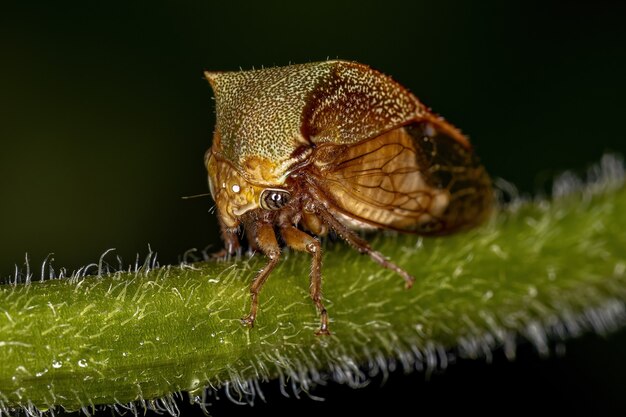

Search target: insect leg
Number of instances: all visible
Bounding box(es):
[280,225,330,336]
[241,222,281,328]
[302,211,328,236]
[314,204,416,288]
[211,216,241,260]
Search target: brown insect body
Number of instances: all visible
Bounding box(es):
[205,60,491,335]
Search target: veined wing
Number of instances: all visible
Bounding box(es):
[310,120,492,234]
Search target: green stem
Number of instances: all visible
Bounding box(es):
[1,161,626,414]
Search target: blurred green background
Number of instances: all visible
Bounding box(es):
[1,0,625,415]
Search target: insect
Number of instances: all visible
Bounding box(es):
[204,60,492,335]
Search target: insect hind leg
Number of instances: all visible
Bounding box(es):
[313,203,415,289]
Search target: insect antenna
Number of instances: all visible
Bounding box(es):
[181,193,212,200]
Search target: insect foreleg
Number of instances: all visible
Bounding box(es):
[280,225,330,336]
[212,216,242,260]
[241,222,281,328]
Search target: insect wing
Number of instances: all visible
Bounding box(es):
[311,121,492,234]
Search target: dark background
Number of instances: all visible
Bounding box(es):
[1,0,625,415]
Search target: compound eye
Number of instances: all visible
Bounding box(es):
[260,189,291,210]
